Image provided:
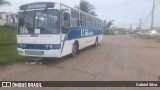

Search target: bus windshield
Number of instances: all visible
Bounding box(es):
[18,9,60,34]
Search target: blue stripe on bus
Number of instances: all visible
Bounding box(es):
[60,27,103,54]
[61,35,67,54]
[68,27,103,40]
[18,44,61,50]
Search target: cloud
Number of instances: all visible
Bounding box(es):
[0,0,157,28]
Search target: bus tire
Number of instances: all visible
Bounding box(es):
[71,42,78,57]
[94,37,98,47]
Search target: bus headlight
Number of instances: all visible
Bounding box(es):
[151,30,157,34]
[20,44,23,47]
[18,44,23,48]
[45,45,49,49]
[23,44,26,48]
[49,45,53,49]
[45,44,61,49]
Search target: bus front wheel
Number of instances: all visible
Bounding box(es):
[71,42,78,57]
[94,38,98,47]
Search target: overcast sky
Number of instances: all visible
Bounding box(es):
[1,0,160,29]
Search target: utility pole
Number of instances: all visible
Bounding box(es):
[151,0,155,29]
[139,19,142,30]
[130,23,132,31]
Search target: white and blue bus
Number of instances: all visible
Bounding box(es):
[17,2,104,58]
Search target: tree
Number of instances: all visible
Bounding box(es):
[103,19,114,32]
[75,0,97,16]
[0,0,10,6]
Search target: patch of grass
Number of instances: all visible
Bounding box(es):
[135,34,160,41]
[0,26,26,67]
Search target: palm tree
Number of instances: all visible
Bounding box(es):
[103,19,114,32]
[75,0,97,16]
[0,0,10,6]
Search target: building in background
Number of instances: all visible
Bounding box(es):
[0,12,18,26]
[0,12,7,25]
[110,27,133,35]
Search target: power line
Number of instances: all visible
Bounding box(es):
[139,19,142,30]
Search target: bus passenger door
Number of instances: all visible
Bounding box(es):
[60,5,72,56]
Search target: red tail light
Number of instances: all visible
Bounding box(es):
[54,44,61,49]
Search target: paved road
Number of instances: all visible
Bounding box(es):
[0,35,160,90]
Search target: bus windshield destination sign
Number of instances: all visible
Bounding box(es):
[20,2,55,10]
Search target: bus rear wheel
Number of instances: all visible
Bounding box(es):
[71,42,78,57]
[94,38,98,47]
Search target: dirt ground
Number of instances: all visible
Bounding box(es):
[0,35,160,90]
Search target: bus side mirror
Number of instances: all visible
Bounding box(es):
[61,26,70,33]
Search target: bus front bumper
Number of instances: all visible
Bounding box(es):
[17,48,62,58]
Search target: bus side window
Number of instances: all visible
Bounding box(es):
[87,15,92,28]
[71,9,79,27]
[80,13,86,28]
[62,12,71,33]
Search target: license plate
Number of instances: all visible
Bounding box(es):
[25,50,44,55]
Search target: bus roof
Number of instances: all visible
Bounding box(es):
[19,2,103,21]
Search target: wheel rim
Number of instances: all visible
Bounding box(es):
[72,44,77,56]
[95,39,98,46]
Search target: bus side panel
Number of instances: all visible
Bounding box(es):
[98,35,104,43]
[60,37,89,57]
[78,37,89,49]
[59,27,103,57]
[60,40,74,57]
[85,35,102,47]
